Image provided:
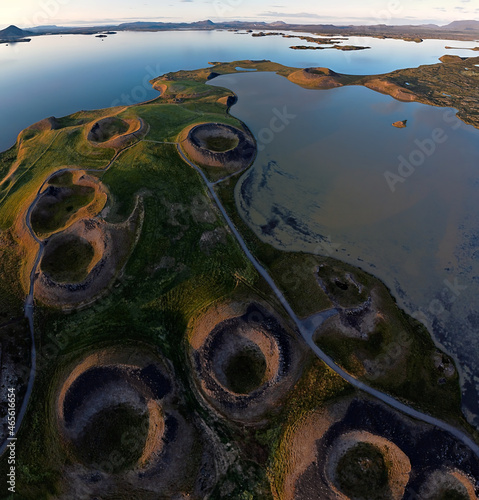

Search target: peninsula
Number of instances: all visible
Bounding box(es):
[0,53,478,498]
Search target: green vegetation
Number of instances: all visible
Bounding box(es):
[215,177,332,317]
[224,347,267,394]
[0,145,17,182]
[151,60,297,95]
[73,404,149,472]
[266,358,353,498]
[436,489,468,500]
[41,236,94,283]
[204,135,239,152]
[155,56,479,130]
[49,171,73,186]
[209,460,272,500]
[126,102,240,144]
[0,82,269,497]
[336,442,389,499]
[0,125,113,230]
[313,257,463,421]
[31,182,96,235]
[214,166,467,427]
[88,116,129,143]
[1,57,478,499]
[0,231,25,319]
[317,261,369,307]
[386,55,479,128]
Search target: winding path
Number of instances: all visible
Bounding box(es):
[177,144,479,459]
[3,126,478,462]
[0,135,144,456]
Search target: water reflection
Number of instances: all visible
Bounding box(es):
[0,30,477,151]
[209,71,479,427]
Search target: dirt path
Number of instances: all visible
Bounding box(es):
[3,125,478,463]
[176,143,479,460]
[0,135,144,456]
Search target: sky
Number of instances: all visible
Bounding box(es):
[1,0,478,29]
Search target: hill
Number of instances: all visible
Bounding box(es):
[0,25,33,39]
[10,18,479,41]
[443,20,479,31]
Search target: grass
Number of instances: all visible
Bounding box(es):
[89,116,129,143]
[385,55,479,128]
[316,261,370,308]
[153,55,479,130]
[0,230,25,320]
[41,235,94,283]
[0,127,113,231]
[49,171,73,186]
[1,58,478,498]
[224,347,267,394]
[0,95,266,497]
[313,262,464,422]
[213,167,469,429]
[73,404,149,473]
[30,183,96,236]
[266,357,353,499]
[0,145,17,183]
[437,490,469,500]
[215,177,333,318]
[336,442,389,499]
[204,135,239,152]
[124,103,240,144]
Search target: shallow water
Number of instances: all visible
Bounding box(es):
[2,27,479,425]
[0,30,476,152]
[208,71,479,427]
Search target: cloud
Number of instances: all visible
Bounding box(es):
[40,16,178,26]
[259,11,329,19]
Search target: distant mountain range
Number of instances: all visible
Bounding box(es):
[0,25,33,40]
[1,19,479,42]
[442,20,479,30]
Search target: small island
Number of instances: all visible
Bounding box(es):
[1,46,479,499]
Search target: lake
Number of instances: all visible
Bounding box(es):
[0,29,476,152]
[209,70,479,428]
[1,28,479,426]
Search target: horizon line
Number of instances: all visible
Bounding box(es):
[3,17,479,31]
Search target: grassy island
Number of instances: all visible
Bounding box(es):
[0,56,478,499]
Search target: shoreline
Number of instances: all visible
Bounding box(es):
[4,21,479,42]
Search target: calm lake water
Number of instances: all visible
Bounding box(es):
[0,30,476,152]
[1,29,479,425]
[209,71,479,427]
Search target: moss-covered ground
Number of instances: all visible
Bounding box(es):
[0,57,477,498]
[336,442,389,499]
[30,183,95,236]
[224,348,267,394]
[40,236,95,283]
[73,404,149,472]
